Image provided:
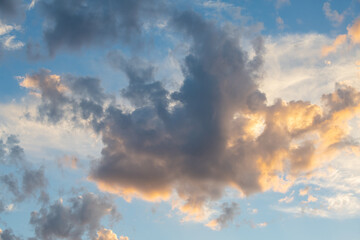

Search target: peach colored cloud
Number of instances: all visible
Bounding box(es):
[322,17,360,56]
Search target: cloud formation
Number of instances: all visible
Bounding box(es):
[206,202,240,230]
[30,193,120,240]
[0,0,25,22]
[322,17,360,56]
[0,134,47,208]
[96,228,129,240]
[19,10,360,223]
[323,2,346,26]
[0,228,22,240]
[37,0,166,56]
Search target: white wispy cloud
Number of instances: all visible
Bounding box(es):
[323,2,346,26]
[261,33,360,103]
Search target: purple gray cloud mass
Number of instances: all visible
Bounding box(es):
[1,1,359,236]
[18,8,360,221]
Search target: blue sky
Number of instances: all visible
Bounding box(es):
[0,0,360,239]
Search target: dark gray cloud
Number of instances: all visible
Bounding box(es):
[107,51,168,109]
[0,228,22,240]
[38,0,166,56]
[19,10,360,220]
[0,0,25,22]
[90,10,264,205]
[30,193,119,240]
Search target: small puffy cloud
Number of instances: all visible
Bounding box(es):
[96,228,129,240]
[323,2,346,26]
[256,222,268,228]
[4,203,15,212]
[206,202,240,230]
[0,21,21,36]
[0,134,47,203]
[0,21,23,52]
[278,196,294,204]
[2,35,24,50]
[299,186,310,196]
[30,193,120,240]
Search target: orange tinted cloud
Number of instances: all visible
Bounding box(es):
[322,17,360,56]
[96,228,129,240]
[348,17,360,44]
[322,34,347,56]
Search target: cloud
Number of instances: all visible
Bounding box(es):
[0,21,21,36]
[18,11,360,222]
[0,0,25,22]
[28,0,37,10]
[96,228,129,240]
[299,186,309,196]
[323,2,346,26]
[276,16,284,30]
[278,191,294,203]
[0,174,22,201]
[22,167,47,197]
[2,35,24,50]
[276,192,360,219]
[205,202,240,230]
[0,135,47,206]
[0,200,4,213]
[37,0,166,56]
[321,34,347,56]
[347,17,360,44]
[0,21,23,53]
[57,155,78,169]
[262,33,359,103]
[30,193,120,240]
[275,0,290,9]
[0,228,22,240]
[322,17,360,56]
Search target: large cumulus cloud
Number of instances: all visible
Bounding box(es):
[19,10,360,221]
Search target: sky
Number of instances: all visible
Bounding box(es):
[0,0,360,239]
